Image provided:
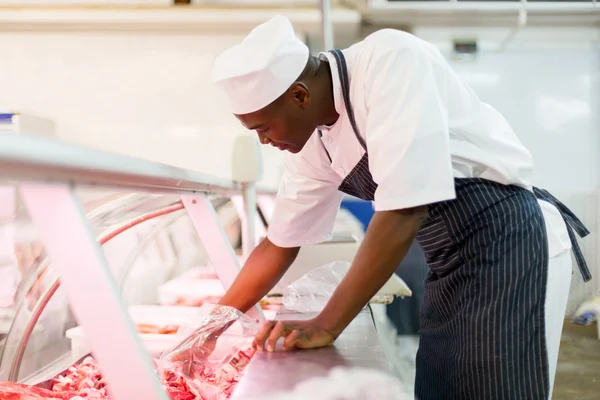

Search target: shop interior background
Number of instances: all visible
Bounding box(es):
[0,0,598,398]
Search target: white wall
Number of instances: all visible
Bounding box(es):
[415,26,600,314]
[1,13,597,314]
[0,6,361,190]
[0,31,285,189]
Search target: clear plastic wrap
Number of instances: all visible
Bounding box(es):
[158,304,260,400]
[248,367,411,400]
[282,261,350,313]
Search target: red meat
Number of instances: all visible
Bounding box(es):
[0,347,254,400]
[0,382,70,400]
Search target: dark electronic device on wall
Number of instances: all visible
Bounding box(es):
[452,38,478,60]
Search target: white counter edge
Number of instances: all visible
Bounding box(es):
[0,134,239,195]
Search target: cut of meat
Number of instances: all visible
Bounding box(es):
[0,382,70,399]
[0,348,254,400]
[137,323,180,335]
[51,356,108,398]
[161,370,201,400]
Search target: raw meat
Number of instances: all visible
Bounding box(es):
[176,347,254,399]
[162,370,201,400]
[51,356,108,398]
[137,323,180,335]
[0,348,254,400]
[0,382,70,400]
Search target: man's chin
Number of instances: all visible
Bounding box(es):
[285,140,311,154]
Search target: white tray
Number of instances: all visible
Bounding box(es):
[65,305,278,363]
[65,305,202,362]
[157,278,225,306]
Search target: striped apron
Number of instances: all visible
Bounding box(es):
[323,49,591,399]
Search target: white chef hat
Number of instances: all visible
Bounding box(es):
[212,15,310,115]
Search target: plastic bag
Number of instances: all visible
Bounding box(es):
[282,261,350,313]
[248,367,411,400]
[158,304,260,400]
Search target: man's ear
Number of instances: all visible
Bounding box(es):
[289,82,310,108]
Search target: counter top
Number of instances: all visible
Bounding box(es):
[231,308,387,398]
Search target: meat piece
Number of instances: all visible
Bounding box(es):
[0,382,71,400]
[0,346,254,400]
[171,347,255,399]
[52,356,106,394]
[165,387,197,400]
[137,323,180,335]
[162,370,202,400]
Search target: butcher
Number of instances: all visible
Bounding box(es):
[208,15,590,399]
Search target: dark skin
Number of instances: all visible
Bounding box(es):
[174,57,428,360]
[235,56,339,154]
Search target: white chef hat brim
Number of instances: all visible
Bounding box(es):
[212,15,310,115]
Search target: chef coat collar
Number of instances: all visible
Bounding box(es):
[317,52,344,132]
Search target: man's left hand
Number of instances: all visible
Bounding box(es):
[253,319,335,352]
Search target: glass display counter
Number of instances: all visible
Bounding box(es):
[0,133,397,399]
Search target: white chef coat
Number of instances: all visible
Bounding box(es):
[267,29,536,248]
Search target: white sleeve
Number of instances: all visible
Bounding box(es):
[364,41,456,211]
[267,149,344,248]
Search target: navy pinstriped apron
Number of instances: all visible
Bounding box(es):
[323,49,591,400]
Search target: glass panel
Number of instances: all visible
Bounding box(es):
[0,184,72,382]
[0,184,242,383]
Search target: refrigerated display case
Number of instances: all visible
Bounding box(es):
[0,189,244,384]
[0,133,395,399]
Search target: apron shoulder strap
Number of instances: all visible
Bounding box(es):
[329,49,367,151]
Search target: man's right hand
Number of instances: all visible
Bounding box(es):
[168,327,223,377]
[165,239,299,375]
[163,310,236,375]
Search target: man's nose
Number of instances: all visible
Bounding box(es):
[257,132,271,145]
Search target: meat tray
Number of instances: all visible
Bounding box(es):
[157,278,226,307]
[34,353,91,391]
[65,305,204,362]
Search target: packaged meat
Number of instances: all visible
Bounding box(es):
[159,304,261,400]
[137,323,180,335]
[0,349,255,400]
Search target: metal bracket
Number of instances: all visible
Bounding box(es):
[231,192,265,254]
[19,183,168,400]
[181,195,264,321]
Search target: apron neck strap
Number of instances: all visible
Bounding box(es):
[328,49,367,151]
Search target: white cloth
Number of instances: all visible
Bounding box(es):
[268,29,535,248]
[539,200,572,399]
[545,250,571,399]
[212,15,310,115]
